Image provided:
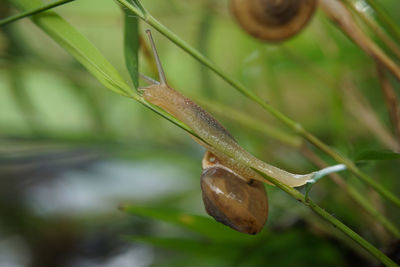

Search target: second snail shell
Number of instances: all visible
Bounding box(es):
[231,0,318,42]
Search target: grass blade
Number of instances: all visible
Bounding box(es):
[123,7,139,88]
[7,0,207,147]
[9,0,133,97]
[0,0,75,26]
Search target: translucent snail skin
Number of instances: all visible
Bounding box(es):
[139,30,314,233]
[231,0,318,42]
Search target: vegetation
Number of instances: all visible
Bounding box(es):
[1,0,400,266]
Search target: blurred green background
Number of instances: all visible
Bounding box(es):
[1,0,400,266]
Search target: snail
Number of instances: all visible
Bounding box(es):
[231,0,318,42]
[139,30,314,234]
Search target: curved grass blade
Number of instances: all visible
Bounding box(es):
[0,0,75,26]
[130,0,146,16]
[7,0,208,146]
[364,0,400,43]
[9,0,133,97]
[253,169,397,267]
[123,7,139,88]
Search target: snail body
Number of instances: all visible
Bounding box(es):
[231,0,318,42]
[140,30,313,234]
[142,79,313,187]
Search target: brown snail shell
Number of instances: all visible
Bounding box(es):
[231,0,318,42]
[201,152,268,234]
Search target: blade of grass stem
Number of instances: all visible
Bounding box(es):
[117,0,400,208]
[279,45,399,151]
[376,64,400,147]
[7,0,206,145]
[343,0,400,61]
[123,7,140,88]
[9,0,134,97]
[320,0,400,82]
[197,98,302,148]
[342,77,399,150]
[363,0,400,43]
[1,0,75,26]
[301,146,400,239]
[253,169,397,266]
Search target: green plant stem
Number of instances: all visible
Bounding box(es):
[117,0,400,209]
[147,16,299,128]
[255,170,397,267]
[301,146,400,239]
[197,99,302,147]
[364,0,400,43]
[0,0,76,26]
[343,0,400,61]
[300,130,400,208]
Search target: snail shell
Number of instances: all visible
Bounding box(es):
[201,151,268,234]
[231,0,318,42]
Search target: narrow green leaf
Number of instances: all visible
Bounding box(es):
[123,7,139,88]
[0,0,75,26]
[364,0,400,43]
[120,204,254,243]
[356,150,400,161]
[130,0,147,16]
[9,0,133,97]
[7,0,204,144]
